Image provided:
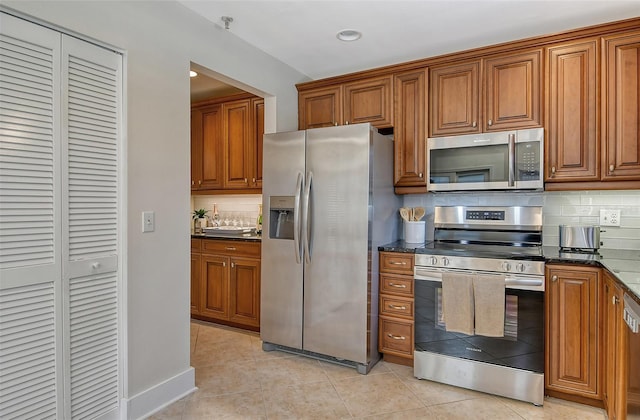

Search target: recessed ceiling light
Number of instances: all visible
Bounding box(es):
[336,29,362,42]
[190,70,198,78]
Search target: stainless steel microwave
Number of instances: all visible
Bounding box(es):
[427,128,544,192]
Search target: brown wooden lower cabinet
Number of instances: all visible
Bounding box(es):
[603,270,627,420]
[191,238,261,331]
[545,264,603,406]
[378,251,415,366]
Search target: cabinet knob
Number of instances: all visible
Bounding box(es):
[231,262,235,268]
[552,275,558,282]
[472,121,477,128]
[244,178,247,183]
[345,120,349,125]
[551,166,556,175]
[198,180,202,186]
[252,178,256,183]
[191,180,195,186]
[613,295,619,305]
[223,262,226,267]
[488,119,493,126]
[419,173,423,178]
[334,122,338,126]
[609,164,614,173]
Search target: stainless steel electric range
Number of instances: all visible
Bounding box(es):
[413,206,545,405]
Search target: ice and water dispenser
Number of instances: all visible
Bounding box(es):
[268,196,296,239]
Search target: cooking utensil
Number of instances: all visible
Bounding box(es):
[413,207,425,221]
[399,207,410,222]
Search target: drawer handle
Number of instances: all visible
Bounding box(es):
[387,334,406,340]
[388,283,407,288]
[388,304,407,310]
[226,247,237,251]
[389,261,407,266]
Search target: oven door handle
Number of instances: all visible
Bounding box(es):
[415,267,544,291]
[504,277,543,288]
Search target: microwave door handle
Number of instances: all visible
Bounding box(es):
[508,133,515,187]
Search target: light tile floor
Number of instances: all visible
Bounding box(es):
[148,320,606,419]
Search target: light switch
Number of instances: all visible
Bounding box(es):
[142,211,155,232]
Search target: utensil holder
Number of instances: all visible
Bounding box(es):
[404,221,425,243]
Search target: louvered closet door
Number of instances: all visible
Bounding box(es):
[62,35,122,420]
[0,13,63,420]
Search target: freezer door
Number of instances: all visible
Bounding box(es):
[302,124,371,363]
[261,130,305,349]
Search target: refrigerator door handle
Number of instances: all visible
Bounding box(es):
[302,171,313,264]
[293,172,303,264]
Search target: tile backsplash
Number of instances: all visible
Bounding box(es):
[403,190,640,250]
[192,190,640,250]
[191,194,262,227]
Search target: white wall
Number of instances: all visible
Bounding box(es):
[403,190,640,250]
[2,0,308,414]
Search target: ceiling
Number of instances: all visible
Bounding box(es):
[181,0,639,83]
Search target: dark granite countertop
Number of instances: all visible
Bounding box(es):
[379,241,640,303]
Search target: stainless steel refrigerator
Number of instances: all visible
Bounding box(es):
[261,123,400,374]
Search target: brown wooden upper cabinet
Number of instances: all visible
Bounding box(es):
[393,69,427,194]
[602,30,640,181]
[545,39,600,183]
[191,94,263,193]
[298,75,393,129]
[545,30,640,189]
[191,104,223,190]
[429,49,542,137]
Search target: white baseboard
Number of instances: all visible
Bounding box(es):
[122,367,196,420]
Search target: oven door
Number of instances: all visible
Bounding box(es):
[414,268,544,373]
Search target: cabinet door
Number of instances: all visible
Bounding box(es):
[201,255,229,320]
[546,265,601,400]
[602,31,640,181]
[603,272,625,419]
[393,69,427,192]
[251,98,264,188]
[191,109,203,190]
[223,99,251,188]
[546,40,599,182]
[429,61,480,136]
[298,85,342,129]
[343,76,393,128]
[200,104,224,189]
[229,257,260,327]
[191,253,201,315]
[484,50,542,132]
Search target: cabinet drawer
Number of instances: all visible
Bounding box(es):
[202,239,261,258]
[380,273,414,297]
[380,295,413,319]
[380,252,414,275]
[379,316,414,357]
[191,238,202,252]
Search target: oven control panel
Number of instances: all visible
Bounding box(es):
[414,254,545,276]
[466,210,505,221]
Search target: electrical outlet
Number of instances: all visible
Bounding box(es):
[142,211,155,232]
[599,209,621,227]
